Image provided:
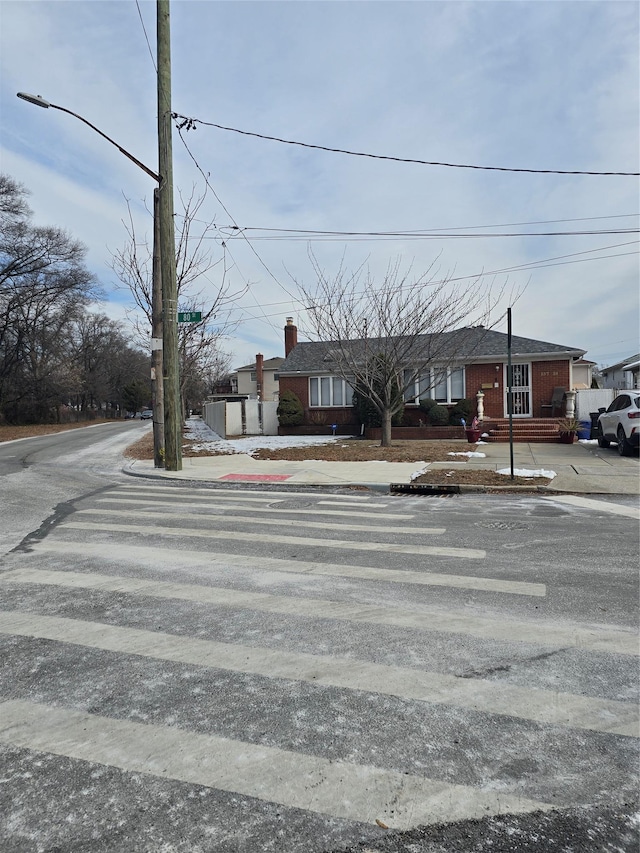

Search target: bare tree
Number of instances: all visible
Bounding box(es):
[109,184,245,415]
[293,252,517,446]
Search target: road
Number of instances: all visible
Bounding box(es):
[0,427,638,852]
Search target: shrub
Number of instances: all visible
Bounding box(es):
[428,404,450,426]
[448,398,474,426]
[418,397,438,415]
[277,390,304,426]
[352,389,403,427]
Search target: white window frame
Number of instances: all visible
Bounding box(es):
[309,376,353,407]
[403,366,465,405]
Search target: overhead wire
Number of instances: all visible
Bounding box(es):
[175,125,305,334]
[135,0,157,73]
[173,113,640,177]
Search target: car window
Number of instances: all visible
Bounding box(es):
[633,396,640,408]
[606,397,621,413]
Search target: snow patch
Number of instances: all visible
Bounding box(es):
[447,451,487,458]
[183,417,342,455]
[496,467,556,479]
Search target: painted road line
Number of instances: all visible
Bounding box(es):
[2,568,631,654]
[0,611,635,736]
[31,541,542,595]
[96,497,414,521]
[543,495,640,520]
[318,500,389,508]
[117,484,377,502]
[76,509,442,537]
[0,699,552,830]
[65,520,483,559]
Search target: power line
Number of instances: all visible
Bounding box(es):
[227,246,639,324]
[135,0,157,73]
[173,113,640,177]
[219,227,639,241]
[176,126,302,306]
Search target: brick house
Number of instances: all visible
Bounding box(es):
[278,318,585,430]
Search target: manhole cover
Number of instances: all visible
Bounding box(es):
[474,521,530,530]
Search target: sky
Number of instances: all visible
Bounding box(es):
[1,0,638,373]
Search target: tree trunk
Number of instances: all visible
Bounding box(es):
[381,408,393,447]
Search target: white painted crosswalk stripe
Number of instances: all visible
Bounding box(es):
[1,611,635,735]
[77,507,438,536]
[31,540,543,595]
[96,496,414,521]
[63,520,486,559]
[0,699,553,830]
[3,567,632,653]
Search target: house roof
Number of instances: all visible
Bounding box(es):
[279,327,585,375]
[601,353,640,373]
[233,357,285,373]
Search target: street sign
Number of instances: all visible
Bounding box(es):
[178,311,202,323]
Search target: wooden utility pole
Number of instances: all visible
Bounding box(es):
[151,188,165,467]
[157,0,182,470]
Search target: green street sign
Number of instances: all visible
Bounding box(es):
[178,311,202,323]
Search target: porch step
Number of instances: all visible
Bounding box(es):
[482,418,562,443]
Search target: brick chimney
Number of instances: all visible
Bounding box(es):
[284,317,298,356]
[255,353,264,401]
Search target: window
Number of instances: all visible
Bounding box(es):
[273,373,279,381]
[309,376,353,407]
[250,371,257,382]
[404,367,465,404]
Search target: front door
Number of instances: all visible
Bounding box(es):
[504,362,532,417]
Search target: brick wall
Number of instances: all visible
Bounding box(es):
[466,363,503,420]
[531,360,570,416]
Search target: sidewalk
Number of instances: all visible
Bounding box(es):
[127,440,640,496]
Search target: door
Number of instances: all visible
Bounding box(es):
[504,362,532,417]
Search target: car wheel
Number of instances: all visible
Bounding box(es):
[617,427,633,457]
[597,436,610,448]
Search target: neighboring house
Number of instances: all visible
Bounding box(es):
[278,318,587,425]
[230,355,284,401]
[600,354,640,391]
[571,358,596,390]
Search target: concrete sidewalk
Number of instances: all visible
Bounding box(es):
[127,440,640,496]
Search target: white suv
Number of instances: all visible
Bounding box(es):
[597,392,640,456]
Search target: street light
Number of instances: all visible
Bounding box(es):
[16,91,178,470]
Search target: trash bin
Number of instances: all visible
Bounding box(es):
[589,411,602,440]
[577,420,591,440]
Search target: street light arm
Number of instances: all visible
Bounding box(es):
[16,92,160,182]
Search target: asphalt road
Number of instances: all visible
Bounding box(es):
[0,427,637,852]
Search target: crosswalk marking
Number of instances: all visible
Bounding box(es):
[77,507,437,536]
[96,497,414,521]
[543,495,640,520]
[30,540,544,595]
[1,611,635,736]
[118,484,378,502]
[0,699,553,830]
[1,567,629,652]
[63,520,486,559]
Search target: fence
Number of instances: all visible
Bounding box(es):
[202,399,278,439]
[575,389,615,420]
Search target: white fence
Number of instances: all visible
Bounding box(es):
[202,399,278,439]
[575,389,615,420]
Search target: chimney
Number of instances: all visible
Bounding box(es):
[284,317,298,356]
[255,353,264,401]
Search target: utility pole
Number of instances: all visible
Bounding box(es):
[151,188,165,467]
[157,0,182,470]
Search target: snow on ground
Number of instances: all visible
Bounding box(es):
[448,451,487,458]
[497,468,557,479]
[184,418,343,455]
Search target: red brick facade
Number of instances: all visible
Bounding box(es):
[279,358,572,427]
